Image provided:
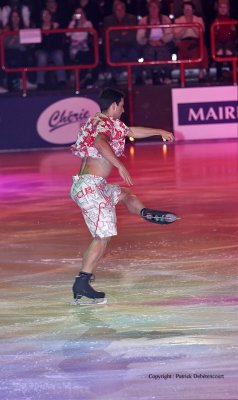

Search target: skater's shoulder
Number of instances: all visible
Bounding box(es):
[90,112,114,127]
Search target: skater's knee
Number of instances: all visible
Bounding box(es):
[95,236,111,248]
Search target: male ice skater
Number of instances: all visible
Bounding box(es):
[70,87,179,304]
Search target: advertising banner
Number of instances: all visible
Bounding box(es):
[172,86,238,141]
[0,94,100,150]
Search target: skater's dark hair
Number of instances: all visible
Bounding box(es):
[98,88,124,112]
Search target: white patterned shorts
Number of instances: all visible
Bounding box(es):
[71,174,121,238]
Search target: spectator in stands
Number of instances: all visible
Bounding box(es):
[45,0,65,27]
[67,7,92,60]
[1,0,31,28]
[76,0,101,32]
[35,8,66,89]
[201,0,237,55]
[4,10,36,91]
[213,0,237,80]
[173,0,204,17]
[2,4,37,91]
[65,1,102,33]
[67,7,98,87]
[137,0,174,85]
[4,9,29,90]
[174,0,209,81]
[103,0,138,84]
[214,0,237,56]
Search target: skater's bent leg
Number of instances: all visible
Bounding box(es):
[119,187,144,215]
[119,188,179,225]
[81,237,111,274]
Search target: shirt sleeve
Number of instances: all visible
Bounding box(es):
[122,122,130,137]
[94,117,113,140]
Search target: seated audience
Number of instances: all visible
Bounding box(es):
[214,0,237,56]
[4,9,29,90]
[67,7,93,61]
[213,0,237,80]
[35,8,66,89]
[103,0,138,84]
[67,7,98,87]
[2,0,237,91]
[174,0,209,81]
[137,0,174,85]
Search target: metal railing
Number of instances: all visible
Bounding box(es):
[210,20,238,85]
[0,27,99,95]
[105,23,204,125]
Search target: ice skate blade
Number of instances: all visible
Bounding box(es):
[71,297,107,306]
[163,214,180,223]
[145,213,179,224]
[141,208,180,224]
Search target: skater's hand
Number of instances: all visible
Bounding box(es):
[118,164,133,186]
[160,130,174,142]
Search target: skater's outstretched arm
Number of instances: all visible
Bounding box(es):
[129,127,174,141]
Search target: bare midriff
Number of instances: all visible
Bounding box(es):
[79,157,113,179]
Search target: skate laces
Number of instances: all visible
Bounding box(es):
[78,272,95,282]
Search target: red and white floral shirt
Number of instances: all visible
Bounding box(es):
[71,113,129,158]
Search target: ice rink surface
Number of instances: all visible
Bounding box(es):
[0,140,238,400]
